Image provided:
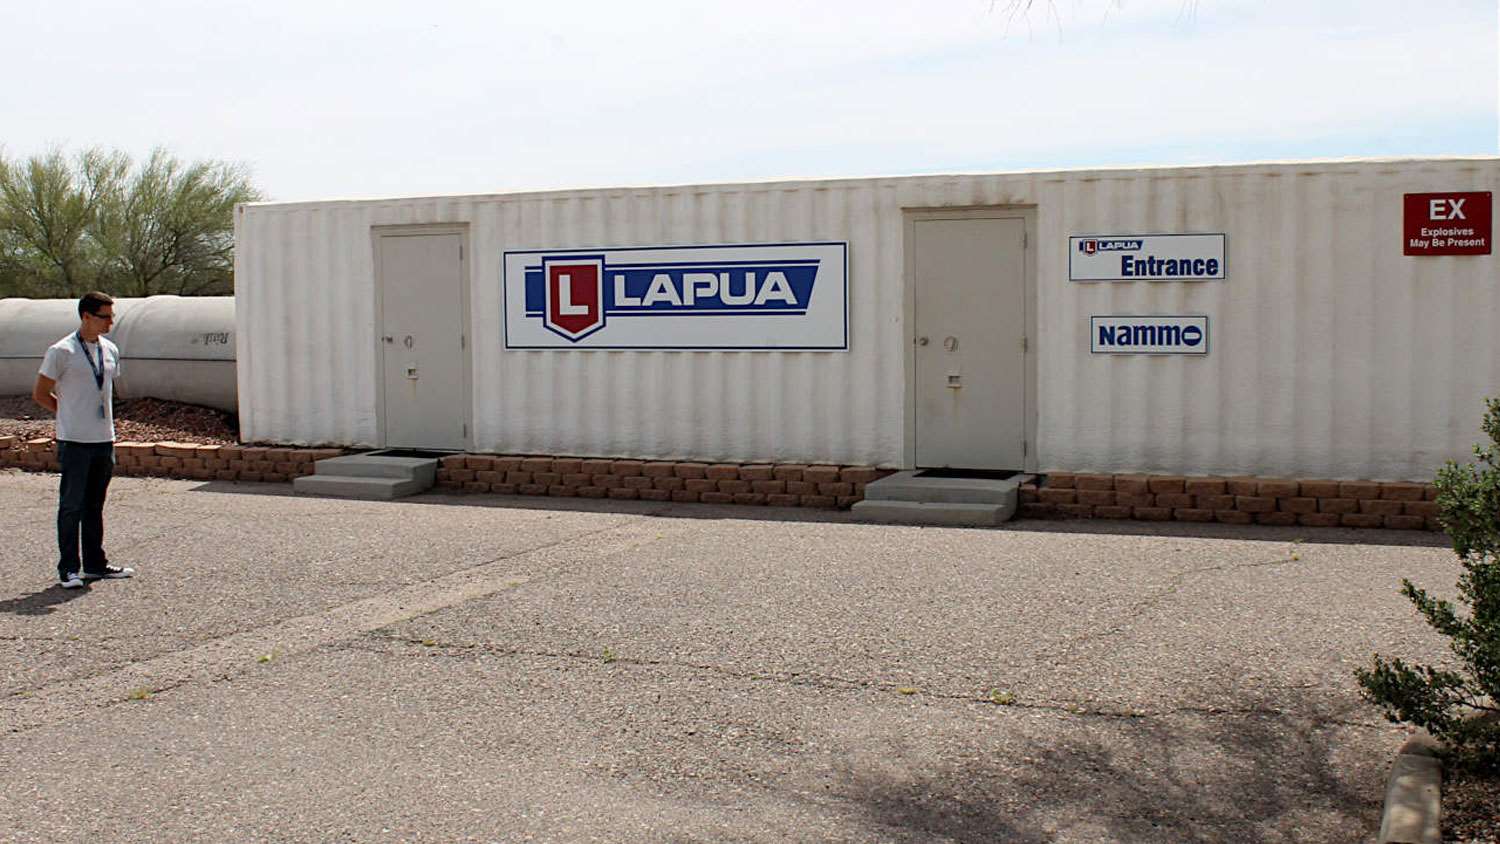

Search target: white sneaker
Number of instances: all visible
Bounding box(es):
[81,565,134,581]
[59,571,84,589]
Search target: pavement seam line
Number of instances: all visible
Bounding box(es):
[0,515,666,735]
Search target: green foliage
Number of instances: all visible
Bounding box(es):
[1357,397,1500,764]
[0,145,263,298]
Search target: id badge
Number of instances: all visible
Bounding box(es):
[99,403,108,419]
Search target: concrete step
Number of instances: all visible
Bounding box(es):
[851,499,1014,527]
[862,470,1021,505]
[292,474,431,500]
[313,454,438,483]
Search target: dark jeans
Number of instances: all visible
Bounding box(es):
[57,441,114,577]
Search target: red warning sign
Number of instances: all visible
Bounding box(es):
[1404,192,1491,256]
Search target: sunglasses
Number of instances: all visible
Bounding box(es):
[88,311,115,321]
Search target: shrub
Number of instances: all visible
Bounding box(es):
[1356,397,1500,764]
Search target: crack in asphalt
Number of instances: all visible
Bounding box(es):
[343,632,1391,730]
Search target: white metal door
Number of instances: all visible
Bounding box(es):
[913,217,1027,469]
[377,233,467,450]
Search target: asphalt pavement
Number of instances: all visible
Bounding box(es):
[0,470,1460,843]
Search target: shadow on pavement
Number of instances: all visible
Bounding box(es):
[179,479,1451,548]
[836,691,1377,843]
[0,583,92,616]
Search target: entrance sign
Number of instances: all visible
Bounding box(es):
[1091,315,1209,355]
[504,242,848,350]
[1404,192,1491,256]
[1070,234,1226,281]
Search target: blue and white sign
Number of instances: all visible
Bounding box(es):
[1070,234,1226,282]
[503,242,848,350]
[1091,315,1209,355]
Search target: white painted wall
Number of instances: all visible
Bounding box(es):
[235,157,1499,481]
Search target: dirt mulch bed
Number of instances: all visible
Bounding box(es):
[0,396,237,445]
[1446,763,1500,843]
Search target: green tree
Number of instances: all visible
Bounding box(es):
[0,146,263,298]
[1357,397,1500,765]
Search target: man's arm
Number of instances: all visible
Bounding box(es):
[32,374,58,414]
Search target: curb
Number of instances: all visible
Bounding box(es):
[1377,733,1441,844]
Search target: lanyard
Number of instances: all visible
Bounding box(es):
[75,332,106,390]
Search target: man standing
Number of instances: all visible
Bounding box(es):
[32,292,135,589]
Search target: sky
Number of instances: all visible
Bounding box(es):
[3,0,1496,202]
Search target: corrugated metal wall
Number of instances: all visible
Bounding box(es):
[236,158,1499,481]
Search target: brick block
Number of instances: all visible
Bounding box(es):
[439,454,467,470]
[1155,493,1194,509]
[1215,510,1253,524]
[463,482,490,493]
[685,479,717,493]
[239,471,263,482]
[610,459,644,475]
[773,464,807,481]
[1116,492,1156,508]
[1147,476,1186,494]
[1341,513,1385,528]
[701,492,735,504]
[674,462,709,479]
[1359,499,1404,517]
[159,456,182,470]
[547,486,577,497]
[733,493,767,505]
[491,484,518,495]
[215,469,238,481]
[1046,472,1077,489]
[590,474,618,488]
[272,462,297,474]
[1385,515,1427,531]
[1256,512,1298,526]
[1174,509,1215,522]
[623,476,654,490]
[218,445,244,461]
[752,480,786,495]
[786,481,817,495]
[1019,503,1060,519]
[1019,483,1039,504]
[717,479,751,494]
[800,495,837,508]
[767,494,801,508]
[1296,479,1344,497]
[1077,489,1116,506]
[465,456,493,471]
[491,457,522,473]
[157,442,200,458]
[1380,483,1426,502]
[531,472,560,487]
[1235,496,1275,513]
[1038,488,1076,505]
[1077,474,1114,491]
[1059,504,1095,518]
[1183,477,1227,496]
[1133,507,1172,521]
[505,471,532,485]
[514,457,548,473]
[671,491,700,503]
[1424,484,1439,501]
[563,473,592,487]
[1226,477,1260,496]
[642,461,676,478]
[1257,480,1299,499]
[552,458,583,474]
[581,459,614,474]
[1278,497,1318,514]
[1319,498,1359,514]
[836,496,861,509]
[1113,474,1151,495]
[841,467,882,484]
[706,464,741,480]
[1339,482,1381,500]
[820,482,854,496]
[518,484,546,495]
[1298,512,1341,527]
[475,470,502,484]
[138,455,161,469]
[182,458,206,472]
[577,486,607,498]
[653,477,685,491]
[1093,505,1132,519]
[638,489,671,501]
[1404,501,1439,518]
[739,464,774,481]
[803,465,841,484]
[601,487,635,499]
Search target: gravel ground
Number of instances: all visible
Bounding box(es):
[0,395,237,444]
[1446,764,1500,843]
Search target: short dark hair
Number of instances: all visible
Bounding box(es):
[78,292,114,318]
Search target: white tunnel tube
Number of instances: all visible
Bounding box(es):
[0,296,236,412]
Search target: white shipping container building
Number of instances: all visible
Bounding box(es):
[234,157,1498,485]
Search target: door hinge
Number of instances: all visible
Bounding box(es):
[1023,439,1028,456]
[1021,336,1028,353]
[1022,231,1028,248]
[460,334,466,349]
[463,423,468,437]
[459,244,464,260]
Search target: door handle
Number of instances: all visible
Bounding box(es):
[382,336,394,344]
[916,336,929,346]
